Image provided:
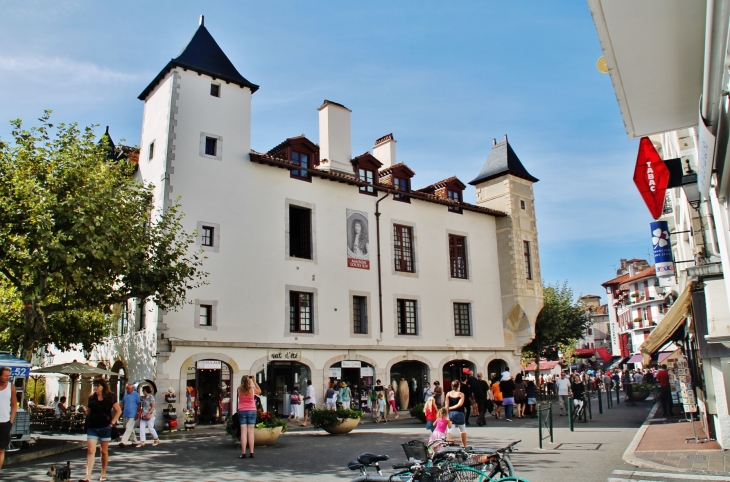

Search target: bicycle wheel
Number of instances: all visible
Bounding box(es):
[499,456,515,478]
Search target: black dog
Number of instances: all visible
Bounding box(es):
[46,461,71,481]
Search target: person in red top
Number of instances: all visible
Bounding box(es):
[656,364,674,416]
[424,396,438,432]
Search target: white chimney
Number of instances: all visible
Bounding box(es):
[318,100,352,174]
[373,133,396,168]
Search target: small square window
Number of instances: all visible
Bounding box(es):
[148,141,155,161]
[205,137,217,156]
[520,200,526,210]
[199,304,213,326]
[201,226,214,247]
[210,84,220,97]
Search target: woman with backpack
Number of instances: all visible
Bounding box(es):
[288,385,301,422]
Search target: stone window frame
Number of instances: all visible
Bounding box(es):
[390,218,418,278]
[392,294,423,340]
[194,299,218,331]
[285,198,318,264]
[199,132,223,161]
[451,299,475,338]
[445,228,473,283]
[349,290,372,339]
[284,284,319,338]
[196,221,220,253]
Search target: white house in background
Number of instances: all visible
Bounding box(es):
[91,17,543,425]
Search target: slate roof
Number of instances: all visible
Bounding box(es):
[469,137,538,185]
[139,18,259,100]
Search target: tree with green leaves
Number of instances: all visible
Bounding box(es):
[521,281,591,380]
[0,112,207,360]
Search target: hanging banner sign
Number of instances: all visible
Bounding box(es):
[650,221,675,278]
[197,360,221,370]
[634,137,670,219]
[341,361,362,368]
[360,366,374,377]
[698,97,716,198]
[328,367,342,378]
[346,209,370,269]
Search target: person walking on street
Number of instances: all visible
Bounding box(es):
[118,383,141,447]
[656,364,674,416]
[423,382,433,403]
[571,375,586,415]
[460,374,473,425]
[375,391,387,424]
[0,367,17,470]
[513,373,527,418]
[236,375,262,458]
[491,375,503,419]
[338,381,351,409]
[446,380,468,447]
[136,385,159,448]
[500,372,515,422]
[386,385,399,419]
[555,372,571,416]
[288,385,301,422]
[433,381,443,408]
[300,379,316,427]
[424,396,438,432]
[79,378,122,482]
[474,372,488,426]
[325,381,338,410]
[525,376,537,418]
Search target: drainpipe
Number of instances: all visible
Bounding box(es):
[375,191,390,340]
[701,0,730,132]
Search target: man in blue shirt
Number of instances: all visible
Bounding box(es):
[119,384,141,447]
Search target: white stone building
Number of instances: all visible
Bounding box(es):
[93,18,543,423]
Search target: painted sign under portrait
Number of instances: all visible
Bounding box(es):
[346,209,370,269]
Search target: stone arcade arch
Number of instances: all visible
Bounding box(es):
[179,353,240,424]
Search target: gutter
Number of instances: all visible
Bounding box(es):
[375,192,389,341]
[701,0,730,132]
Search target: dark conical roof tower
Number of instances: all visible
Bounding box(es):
[139,15,259,100]
[469,135,538,185]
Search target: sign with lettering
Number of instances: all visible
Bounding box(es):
[651,221,675,278]
[9,367,29,378]
[360,366,374,377]
[268,350,301,361]
[341,361,362,368]
[328,367,342,378]
[196,360,221,370]
[347,209,370,269]
[634,137,670,219]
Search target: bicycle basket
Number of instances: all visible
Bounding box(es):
[402,440,429,461]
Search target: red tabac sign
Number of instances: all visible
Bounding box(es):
[633,137,670,219]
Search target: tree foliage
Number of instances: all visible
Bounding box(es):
[522,281,591,378]
[0,112,207,360]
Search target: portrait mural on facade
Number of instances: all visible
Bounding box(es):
[346,209,370,269]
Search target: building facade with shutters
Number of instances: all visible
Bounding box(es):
[93,18,543,423]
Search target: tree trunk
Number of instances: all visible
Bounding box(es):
[533,342,541,384]
[20,302,45,361]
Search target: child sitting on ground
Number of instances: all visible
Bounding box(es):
[428,407,452,444]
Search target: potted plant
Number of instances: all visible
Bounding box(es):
[310,407,363,435]
[183,408,196,430]
[226,410,287,446]
[630,292,639,298]
[409,403,426,423]
[628,382,653,402]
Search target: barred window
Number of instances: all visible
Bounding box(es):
[454,303,471,336]
[397,299,417,335]
[353,296,367,334]
[449,235,468,279]
[393,225,414,272]
[290,291,313,333]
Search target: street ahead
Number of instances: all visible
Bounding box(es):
[4,397,709,482]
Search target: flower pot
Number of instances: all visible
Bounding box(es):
[253,426,283,446]
[629,390,651,402]
[322,417,360,435]
[167,412,177,420]
[184,422,196,429]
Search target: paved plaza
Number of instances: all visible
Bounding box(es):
[3,397,692,482]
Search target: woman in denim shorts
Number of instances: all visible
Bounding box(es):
[236,375,261,459]
[80,378,121,482]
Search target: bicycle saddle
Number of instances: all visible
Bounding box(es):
[358,453,390,465]
[348,461,365,470]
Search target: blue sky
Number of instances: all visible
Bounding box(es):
[0,1,657,302]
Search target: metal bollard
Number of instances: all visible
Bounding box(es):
[568,396,574,432]
[538,403,542,449]
[597,387,603,414]
[616,384,620,405]
[549,402,553,443]
[586,392,592,420]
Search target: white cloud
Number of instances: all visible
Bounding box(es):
[0,55,144,85]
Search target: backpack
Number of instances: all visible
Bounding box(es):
[291,392,300,404]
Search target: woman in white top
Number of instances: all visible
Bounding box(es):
[0,367,17,470]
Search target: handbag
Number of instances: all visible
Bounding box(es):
[135,407,143,421]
